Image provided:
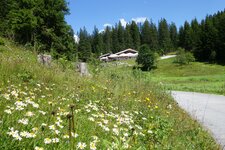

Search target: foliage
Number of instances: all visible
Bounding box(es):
[0,0,76,60]
[92,27,104,56]
[174,48,195,65]
[78,27,92,62]
[17,70,34,82]
[158,18,172,54]
[130,21,141,50]
[169,22,178,50]
[141,20,159,51]
[58,56,73,71]
[136,45,157,71]
[0,38,5,45]
[179,10,225,64]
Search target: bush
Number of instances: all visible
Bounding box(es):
[17,71,34,82]
[136,45,157,71]
[0,38,5,46]
[209,50,216,63]
[174,48,195,65]
[185,52,195,64]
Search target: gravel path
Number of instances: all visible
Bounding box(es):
[160,55,176,60]
[171,91,225,149]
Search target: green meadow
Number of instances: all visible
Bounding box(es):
[149,58,225,95]
[0,39,220,149]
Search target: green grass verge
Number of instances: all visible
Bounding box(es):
[0,39,220,149]
[149,58,225,95]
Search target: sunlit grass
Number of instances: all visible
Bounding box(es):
[149,58,225,95]
[0,39,220,149]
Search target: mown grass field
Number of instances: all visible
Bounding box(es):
[0,39,221,149]
[149,58,225,95]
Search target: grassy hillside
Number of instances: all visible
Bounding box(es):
[0,39,220,149]
[149,58,225,95]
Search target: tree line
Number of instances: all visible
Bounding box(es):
[179,10,225,64]
[0,1,224,64]
[78,19,178,61]
[78,10,225,64]
[0,0,76,60]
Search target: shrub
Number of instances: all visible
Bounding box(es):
[17,71,34,82]
[174,48,195,65]
[185,52,195,64]
[0,38,5,46]
[209,50,216,63]
[136,45,157,71]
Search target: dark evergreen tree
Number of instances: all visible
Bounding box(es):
[158,18,171,53]
[141,20,151,46]
[103,26,112,54]
[214,11,225,64]
[195,17,218,62]
[117,21,125,51]
[0,0,13,36]
[0,0,76,60]
[141,20,159,51]
[183,21,193,51]
[178,26,185,48]
[124,24,133,49]
[130,21,141,50]
[149,21,159,50]
[190,18,201,49]
[169,22,178,49]
[111,27,120,53]
[92,26,104,56]
[136,44,157,71]
[78,27,92,62]
[8,0,37,43]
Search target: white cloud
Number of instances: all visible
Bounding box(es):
[119,18,127,27]
[103,23,112,27]
[74,35,79,43]
[132,17,148,24]
[99,29,105,33]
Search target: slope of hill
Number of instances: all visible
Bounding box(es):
[0,39,220,149]
[149,58,225,95]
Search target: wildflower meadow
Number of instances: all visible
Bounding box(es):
[0,41,220,149]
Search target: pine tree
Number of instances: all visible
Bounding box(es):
[183,21,193,51]
[190,18,201,49]
[0,0,13,36]
[141,20,151,46]
[199,17,218,62]
[136,44,157,71]
[149,21,159,50]
[178,26,185,48]
[111,27,120,53]
[124,24,133,49]
[117,21,125,51]
[169,22,178,49]
[130,21,141,50]
[8,0,37,43]
[158,18,171,53]
[103,26,112,54]
[214,11,225,64]
[92,26,104,56]
[78,27,92,62]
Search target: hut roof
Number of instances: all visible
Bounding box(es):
[115,48,138,55]
[99,53,111,58]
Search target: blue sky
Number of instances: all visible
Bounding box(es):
[65,0,225,33]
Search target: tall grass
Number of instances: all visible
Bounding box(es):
[0,39,220,149]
